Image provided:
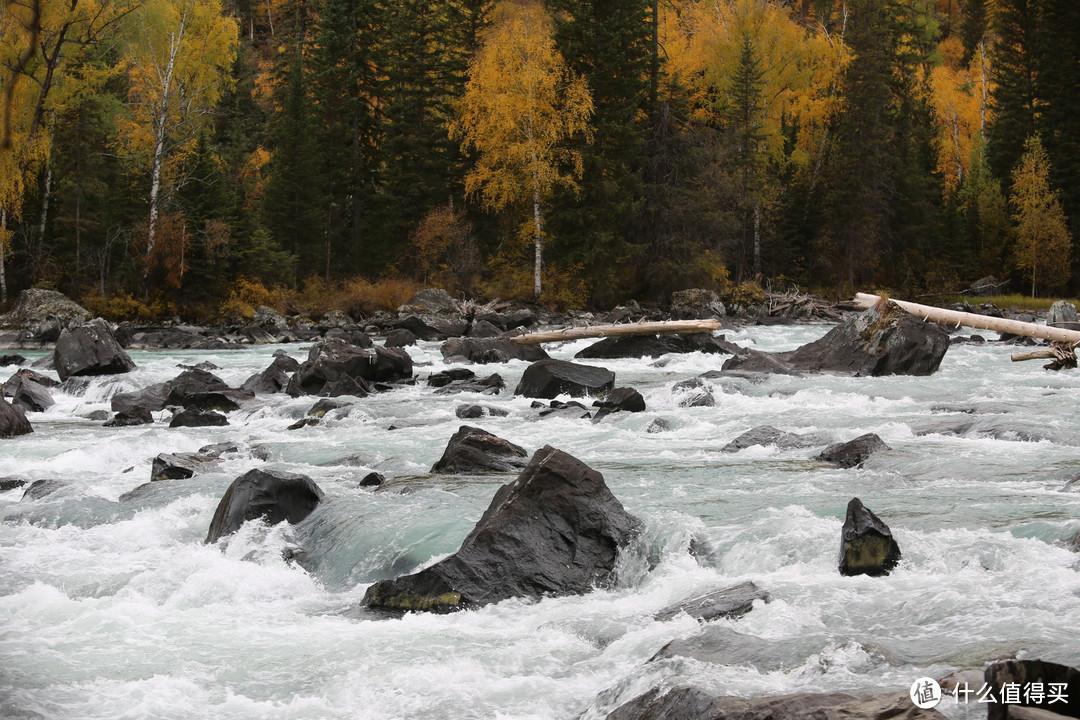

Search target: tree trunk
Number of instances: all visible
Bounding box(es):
[511,319,723,345]
[0,208,7,305]
[752,200,761,279]
[37,129,53,254]
[145,21,184,265]
[854,293,1080,343]
[533,186,543,299]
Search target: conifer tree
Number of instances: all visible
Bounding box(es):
[1010,134,1071,295]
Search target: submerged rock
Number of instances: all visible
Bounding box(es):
[53,318,137,381]
[514,359,615,399]
[205,469,325,544]
[169,408,229,428]
[838,497,901,577]
[0,396,33,438]
[592,387,646,418]
[430,425,529,474]
[815,433,890,468]
[104,406,154,427]
[654,581,770,622]
[672,377,715,407]
[455,404,509,419]
[723,301,949,377]
[721,425,816,453]
[604,687,945,720]
[151,452,214,482]
[363,445,641,612]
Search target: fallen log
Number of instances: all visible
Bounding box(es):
[508,319,721,345]
[854,293,1080,344]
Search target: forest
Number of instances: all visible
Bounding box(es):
[0,0,1077,320]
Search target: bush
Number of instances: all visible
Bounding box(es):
[82,291,177,322]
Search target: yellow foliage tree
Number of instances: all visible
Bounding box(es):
[120,0,237,270]
[930,38,990,194]
[1010,134,1072,296]
[449,0,593,299]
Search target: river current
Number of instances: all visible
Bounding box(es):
[2,324,1079,720]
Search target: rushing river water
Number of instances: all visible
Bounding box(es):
[2,324,1079,720]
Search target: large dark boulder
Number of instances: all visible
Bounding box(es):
[514,359,615,399]
[169,409,228,428]
[395,314,468,341]
[654,581,770,622]
[53,318,137,381]
[440,337,548,364]
[723,302,949,376]
[5,374,54,413]
[983,660,1080,720]
[383,328,418,348]
[455,404,509,419]
[287,338,412,396]
[815,433,890,468]
[575,333,739,359]
[0,396,32,437]
[205,468,325,544]
[242,354,298,395]
[430,425,529,474]
[838,497,901,577]
[604,687,945,720]
[364,445,641,612]
[474,308,537,331]
[0,288,91,338]
[400,288,460,314]
[151,452,212,481]
[104,405,154,427]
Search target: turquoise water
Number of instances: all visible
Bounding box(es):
[1,325,1078,719]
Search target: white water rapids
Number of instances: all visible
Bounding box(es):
[1,324,1079,720]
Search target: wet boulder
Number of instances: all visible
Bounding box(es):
[104,405,154,427]
[242,353,299,395]
[575,333,739,360]
[430,425,529,474]
[0,354,27,367]
[205,468,325,544]
[815,432,889,468]
[722,425,817,453]
[654,581,770,622]
[672,377,715,407]
[287,338,413,396]
[383,328,417,348]
[111,382,171,414]
[465,319,502,338]
[723,302,949,376]
[532,399,592,420]
[433,372,505,395]
[440,337,548,364]
[165,368,252,411]
[151,452,212,481]
[592,387,646,421]
[395,314,468,341]
[4,374,54,413]
[53,318,137,381]
[0,396,33,438]
[983,660,1080,720]
[169,408,229,428]
[427,368,476,387]
[604,687,945,720]
[455,404,509,420]
[364,445,641,612]
[838,497,901,577]
[514,359,615,399]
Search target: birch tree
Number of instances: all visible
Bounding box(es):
[121,0,236,274]
[449,0,592,299]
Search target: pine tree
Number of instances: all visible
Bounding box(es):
[1037,0,1080,242]
[987,0,1041,191]
[726,33,767,280]
[547,0,653,305]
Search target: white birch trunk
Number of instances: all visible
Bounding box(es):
[533,186,543,299]
[752,200,761,278]
[145,16,185,263]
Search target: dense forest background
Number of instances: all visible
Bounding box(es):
[0,0,1077,320]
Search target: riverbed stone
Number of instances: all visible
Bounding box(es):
[983,660,1080,720]
[0,289,91,338]
[104,405,154,427]
[53,318,137,381]
[722,425,816,453]
[723,302,949,377]
[5,374,54,413]
[205,468,326,544]
[815,433,890,468]
[455,404,509,419]
[838,497,901,577]
[0,396,32,438]
[169,408,229,428]
[654,581,770,622]
[430,425,529,474]
[151,452,212,481]
[603,686,946,720]
[287,338,413,396]
[363,445,641,612]
[575,333,739,360]
[440,337,549,364]
[514,359,615,399]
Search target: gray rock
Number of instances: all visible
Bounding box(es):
[364,446,641,612]
[604,687,945,720]
[722,425,816,453]
[0,289,91,337]
[104,406,154,427]
[1047,301,1080,330]
[169,409,228,428]
[723,302,949,377]
[383,328,418,348]
[514,359,615,399]
[838,497,901,577]
[205,469,325,544]
[53,318,136,381]
[287,338,412,396]
[0,396,32,438]
[672,377,715,407]
[815,433,890,468]
[400,288,459,314]
[646,418,670,433]
[151,453,212,481]
[440,337,548,364]
[650,626,818,671]
[455,404,509,419]
[983,660,1080,720]
[430,425,529,474]
[654,581,770,622]
[5,374,54,412]
[670,288,726,319]
[575,333,739,360]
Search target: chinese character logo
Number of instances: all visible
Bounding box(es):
[910,677,942,709]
